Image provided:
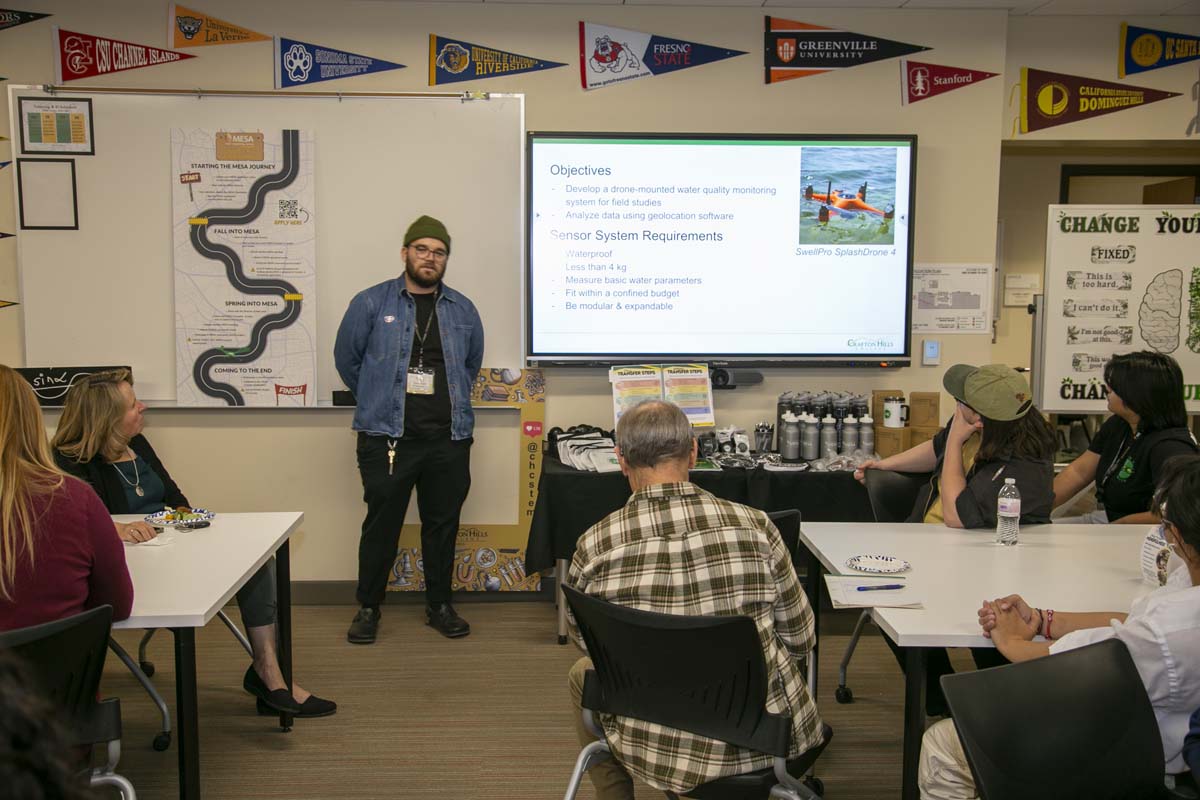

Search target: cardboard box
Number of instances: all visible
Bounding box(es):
[871,389,903,426]
[873,425,911,458]
[908,424,941,449]
[909,392,941,428]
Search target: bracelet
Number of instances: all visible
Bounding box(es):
[1042,609,1055,640]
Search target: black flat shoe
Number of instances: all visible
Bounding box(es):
[243,665,301,714]
[347,607,380,644]
[426,603,470,638]
[258,694,337,718]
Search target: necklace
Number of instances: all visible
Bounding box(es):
[111,450,144,497]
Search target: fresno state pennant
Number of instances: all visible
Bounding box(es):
[0,8,50,33]
[580,22,745,90]
[1120,23,1200,78]
[901,59,997,104]
[55,27,194,82]
[169,4,269,48]
[430,35,566,85]
[765,17,929,84]
[1020,67,1181,133]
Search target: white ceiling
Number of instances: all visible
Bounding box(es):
[364,0,1200,10]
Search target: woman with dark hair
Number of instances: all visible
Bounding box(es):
[1053,351,1197,524]
[921,454,1200,797]
[856,363,1057,529]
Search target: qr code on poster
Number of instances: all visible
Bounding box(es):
[278,199,299,219]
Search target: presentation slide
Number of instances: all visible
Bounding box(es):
[526,134,915,363]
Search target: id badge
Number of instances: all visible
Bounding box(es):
[407,368,434,395]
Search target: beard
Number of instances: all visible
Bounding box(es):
[405,252,445,289]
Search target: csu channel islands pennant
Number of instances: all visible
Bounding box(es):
[1020,66,1180,133]
[1120,23,1200,78]
[580,22,745,90]
[430,35,565,85]
[901,59,997,104]
[55,28,194,82]
[766,17,928,84]
[0,8,50,33]
[170,4,269,48]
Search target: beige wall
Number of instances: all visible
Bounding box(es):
[1,2,1197,582]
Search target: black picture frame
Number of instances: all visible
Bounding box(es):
[17,158,80,231]
[17,95,95,156]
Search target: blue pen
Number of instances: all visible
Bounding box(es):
[857,584,905,592]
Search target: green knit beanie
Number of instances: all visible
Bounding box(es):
[404,215,451,254]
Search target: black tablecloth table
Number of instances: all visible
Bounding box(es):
[526,454,872,642]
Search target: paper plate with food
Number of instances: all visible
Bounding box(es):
[145,507,215,528]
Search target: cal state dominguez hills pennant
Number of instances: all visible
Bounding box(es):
[0,8,50,33]
[901,59,997,104]
[170,3,269,48]
[430,35,565,85]
[275,36,404,88]
[766,18,928,84]
[55,28,194,82]
[1120,23,1200,78]
[1020,67,1180,133]
[580,22,745,90]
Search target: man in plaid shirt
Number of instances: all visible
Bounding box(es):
[566,400,825,798]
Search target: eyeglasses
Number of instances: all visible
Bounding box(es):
[410,244,448,261]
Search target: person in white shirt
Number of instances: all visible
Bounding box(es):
[920,453,1200,799]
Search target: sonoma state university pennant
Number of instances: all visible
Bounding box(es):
[0,8,50,33]
[1120,23,1200,78]
[766,18,928,84]
[169,4,269,49]
[430,35,565,85]
[901,59,997,104]
[580,22,745,90]
[275,36,405,88]
[55,28,194,82]
[1020,66,1180,133]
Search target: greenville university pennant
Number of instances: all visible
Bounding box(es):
[766,17,929,84]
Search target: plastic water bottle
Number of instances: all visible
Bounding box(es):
[996,478,1021,546]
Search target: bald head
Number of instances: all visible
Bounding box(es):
[616,400,695,470]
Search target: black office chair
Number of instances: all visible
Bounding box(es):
[561,583,831,800]
[940,639,1166,800]
[0,605,137,799]
[768,508,802,562]
[834,469,931,704]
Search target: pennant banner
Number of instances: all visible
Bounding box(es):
[170,3,268,48]
[0,231,13,239]
[55,27,194,82]
[765,17,928,84]
[0,161,9,170]
[901,59,997,104]
[579,22,745,90]
[0,8,50,33]
[274,36,405,88]
[430,35,566,85]
[1020,66,1181,133]
[1120,23,1200,78]
[0,300,17,310]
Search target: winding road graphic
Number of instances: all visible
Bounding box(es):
[189,129,302,405]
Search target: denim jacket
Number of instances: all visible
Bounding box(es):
[334,278,484,439]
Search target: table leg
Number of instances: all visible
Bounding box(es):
[556,558,569,645]
[275,542,294,730]
[171,627,200,800]
[902,647,928,800]
[803,545,822,698]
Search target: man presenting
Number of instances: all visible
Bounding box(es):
[566,400,825,799]
[334,215,484,643]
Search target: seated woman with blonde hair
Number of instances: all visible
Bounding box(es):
[52,369,334,719]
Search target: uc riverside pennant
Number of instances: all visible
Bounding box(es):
[275,36,404,88]
[579,22,745,90]
[170,4,269,48]
[1020,67,1181,133]
[430,35,565,85]
[1120,23,1200,78]
[0,8,50,33]
[55,28,194,82]
[766,17,928,84]
[901,59,997,104]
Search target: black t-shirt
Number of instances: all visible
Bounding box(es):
[402,292,451,439]
[1089,415,1197,521]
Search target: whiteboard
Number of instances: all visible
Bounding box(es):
[9,85,524,403]
[1037,204,1200,413]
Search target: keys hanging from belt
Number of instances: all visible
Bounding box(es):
[387,438,397,476]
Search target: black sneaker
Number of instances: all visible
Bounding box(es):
[347,607,380,644]
[426,603,470,638]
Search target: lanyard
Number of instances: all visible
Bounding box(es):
[411,292,438,369]
[1097,429,1140,502]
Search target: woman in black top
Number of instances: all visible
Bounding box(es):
[1053,351,1198,524]
[52,369,335,719]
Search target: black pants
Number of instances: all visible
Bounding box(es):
[355,432,472,607]
[884,637,1009,716]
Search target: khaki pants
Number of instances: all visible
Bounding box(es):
[568,657,637,800]
[919,719,978,800]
